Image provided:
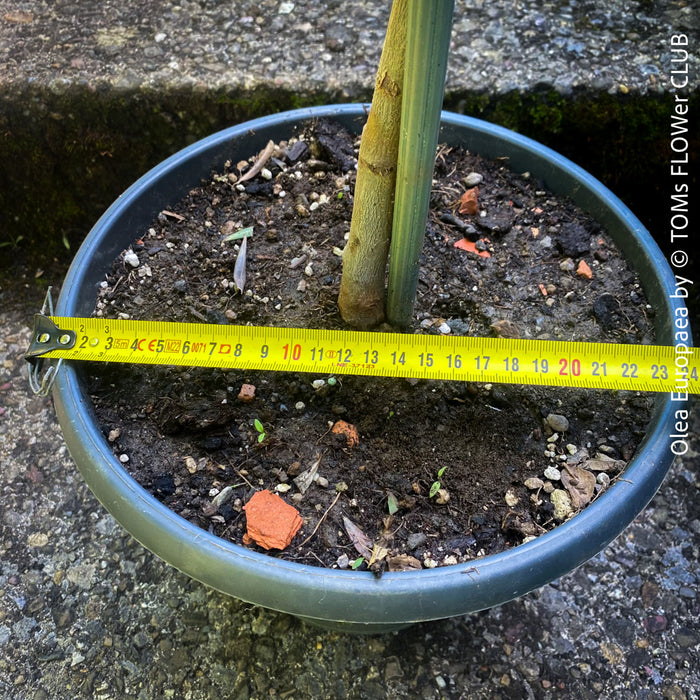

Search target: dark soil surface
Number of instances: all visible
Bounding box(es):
[87,120,655,572]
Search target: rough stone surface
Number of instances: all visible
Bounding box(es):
[1,0,696,95]
[0,0,698,271]
[1,271,699,700]
[0,2,699,696]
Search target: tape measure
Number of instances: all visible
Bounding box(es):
[26,314,698,395]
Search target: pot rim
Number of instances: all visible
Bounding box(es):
[52,104,685,627]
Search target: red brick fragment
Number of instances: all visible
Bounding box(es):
[576,259,593,279]
[237,383,256,402]
[243,490,302,550]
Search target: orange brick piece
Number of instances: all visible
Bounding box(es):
[576,260,593,279]
[243,490,302,550]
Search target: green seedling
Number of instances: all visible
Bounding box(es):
[253,418,266,443]
[350,557,365,570]
[429,466,448,498]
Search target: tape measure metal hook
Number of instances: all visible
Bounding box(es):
[26,288,76,396]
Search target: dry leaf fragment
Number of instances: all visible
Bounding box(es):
[161,209,185,222]
[387,554,423,572]
[342,516,373,559]
[293,454,322,494]
[233,235,247,292]
[458,187,479,215]
[490,319,519,338]
[3,10,34,22]
[585,458,625,473]
[561,465,596,509]
[237,140,275,184]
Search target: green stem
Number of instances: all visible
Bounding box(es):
[385,0,454,327]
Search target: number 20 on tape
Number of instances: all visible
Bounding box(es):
[27,315,699,395]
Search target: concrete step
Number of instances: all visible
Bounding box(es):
[0,0,698,272]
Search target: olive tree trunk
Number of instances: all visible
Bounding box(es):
[337,0,407,329]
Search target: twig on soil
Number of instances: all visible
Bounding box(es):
[237,140,275,184]
[297,491,341,549]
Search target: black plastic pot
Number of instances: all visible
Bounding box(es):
[52,104,685,633]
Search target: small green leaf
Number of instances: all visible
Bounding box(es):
[254,418,264,433]
[437,466,447,479]
[350,557,365,570]
[429,481,440,499]
[222,225,254,242]
[257,433,265,443]
[387,491,399,515]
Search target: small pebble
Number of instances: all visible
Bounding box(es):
[464,172,483,187]
[597,473,611,487]
[260,167,272,180]
[547,432,559,443]
[551,489,573,520]
[295,401,305,410]
[544,466,561,481]
[504,490,519,507]
[546,413,570,432]
[212,485,235,507]
[119,454,129,463]
[524,477,544,490]
[559,258,576,272]
[315,476,329,488]
[311,379,326,390]
[437,322,451,335]
[123,251,139,268]
[407,532,427,550]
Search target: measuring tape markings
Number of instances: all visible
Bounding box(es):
[29,315,699,395]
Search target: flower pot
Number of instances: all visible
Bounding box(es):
[52,104,685,633]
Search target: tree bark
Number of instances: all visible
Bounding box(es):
[337,0,407,329]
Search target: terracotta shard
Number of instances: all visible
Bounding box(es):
[332,420,359,447]
[576,259,593,279]
[243,489,303,550]
[453,238,490,258]
[237,383,256,402]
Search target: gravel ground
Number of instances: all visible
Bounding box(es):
[1,271,698,700]
[1,0,698,96]
[1,1,698,697]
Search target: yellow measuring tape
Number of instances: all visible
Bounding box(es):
[27,315,698,395]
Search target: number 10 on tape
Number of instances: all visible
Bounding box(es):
[27,316,699,395]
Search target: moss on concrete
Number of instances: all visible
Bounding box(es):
[1,84,697,277]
